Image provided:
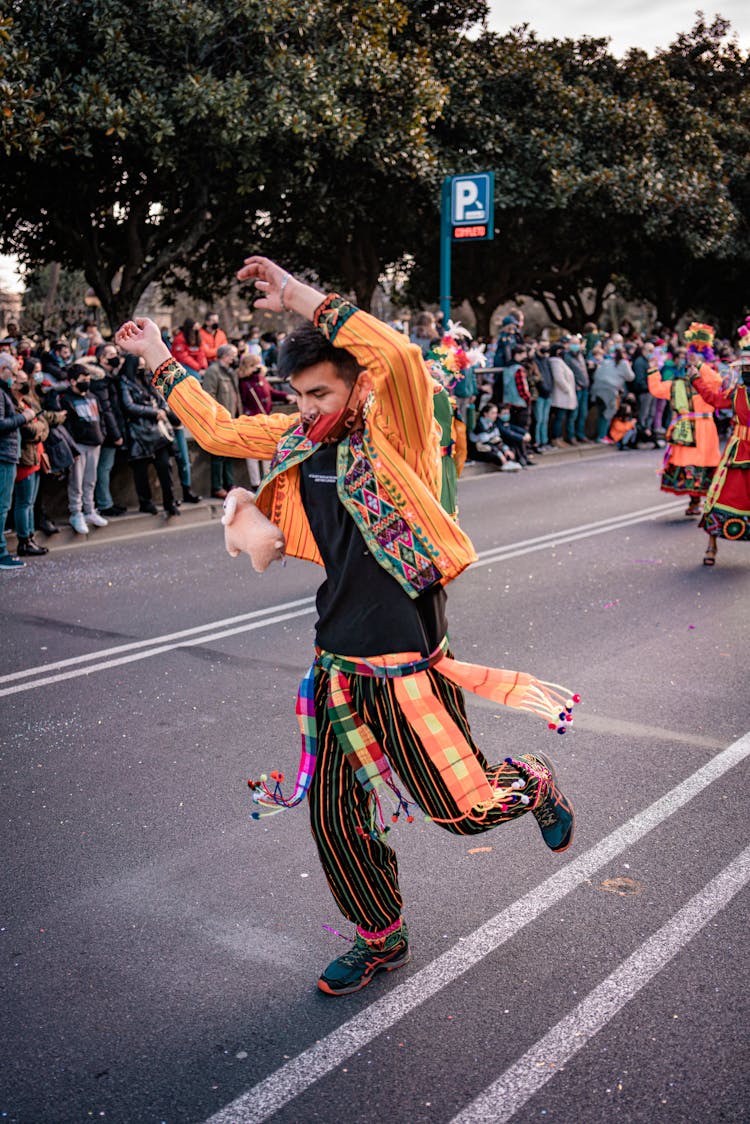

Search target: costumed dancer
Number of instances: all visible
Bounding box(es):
[115,258,578,997]
[647,323,721,517]
[689,316,750,566]
[424,325,475,517]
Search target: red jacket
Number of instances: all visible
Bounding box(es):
[199,326,229,363]
[171,332,208,373]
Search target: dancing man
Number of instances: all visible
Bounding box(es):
[116,258,576,996]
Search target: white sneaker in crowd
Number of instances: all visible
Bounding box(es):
[84,511,109,528]
[70,513,90,535]
[500,460,522,472]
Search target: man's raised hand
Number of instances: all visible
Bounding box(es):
[236,256,289,311]
[115,318,171,372]
[237,256,323,321]
[115,318,161,356]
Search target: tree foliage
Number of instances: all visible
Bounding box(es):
[1,3,748,332]
[405,19,746,333]
[0,0,471,323]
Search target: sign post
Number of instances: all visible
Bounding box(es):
[439,171,494,325]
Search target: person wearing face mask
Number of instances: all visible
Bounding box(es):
[199,313,229,364]
[203,343,240,497]
[115,255,579,1000]
[0,354,37,569]
[468,403,522,471]
[171,317,209,379]
[91,344,128,516]
[22,358,67,537]
[42,339,72,381]
[61,364,108,535]
[562,335,590,443]
[118,355,180,517]
[118,340,199,506]
[10,362,50,556]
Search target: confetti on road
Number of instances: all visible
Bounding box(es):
[599,877,642,896]
[468,846,493,854]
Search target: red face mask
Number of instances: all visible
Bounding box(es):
[302,383,363,444]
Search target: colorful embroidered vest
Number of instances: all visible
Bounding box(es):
[258,422,444,598]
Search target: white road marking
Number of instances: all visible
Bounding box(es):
[3,501,681,698]
[202,732,750,1124]
[473,501,683,568]
[450,843,750,1124]
[0,607,316,698]
[0,597,315,684]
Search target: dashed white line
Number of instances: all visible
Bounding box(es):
[0,606,316,698]
[0,597,315,684]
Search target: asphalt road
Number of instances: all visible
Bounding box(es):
[2,446,748,1124]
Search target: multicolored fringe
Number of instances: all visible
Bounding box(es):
[248,640,579,836]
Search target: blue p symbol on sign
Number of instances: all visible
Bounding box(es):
[451,174,490,224]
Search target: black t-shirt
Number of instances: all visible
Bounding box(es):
[299,444,447,657]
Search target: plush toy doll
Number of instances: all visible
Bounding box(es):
[221,487,286,572]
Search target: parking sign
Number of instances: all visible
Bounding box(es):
[450,172,494,240]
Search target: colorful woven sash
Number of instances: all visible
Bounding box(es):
[248,640,579,831]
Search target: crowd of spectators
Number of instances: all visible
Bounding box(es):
[0,304,740,571]
[409,309,739,473]
[0,313,287,570]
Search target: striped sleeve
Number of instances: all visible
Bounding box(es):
[166,375,296,458]
[314,296,437,475]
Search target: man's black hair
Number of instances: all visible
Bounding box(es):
[278,323,364,386]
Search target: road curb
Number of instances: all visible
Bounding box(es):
[11,444,615,553]
[7,497,225,553]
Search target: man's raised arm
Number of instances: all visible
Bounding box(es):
[115,317,289,460]
[237,257,438,472]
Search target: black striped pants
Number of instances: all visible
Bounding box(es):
[308,664,539,933]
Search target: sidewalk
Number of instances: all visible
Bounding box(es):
[6,495,226,553]
[461,438,612,479]
[8,441,614,554]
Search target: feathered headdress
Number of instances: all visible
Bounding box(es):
[425,342,463,390]
[684,322,716,363]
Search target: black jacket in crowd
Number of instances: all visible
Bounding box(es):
[119,358,174,461]
[61,388,105,447]
[0,382,25,465]
[533,355,554,399]
[89,372,125,447]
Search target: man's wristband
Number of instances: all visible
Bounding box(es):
[279,273,291,312]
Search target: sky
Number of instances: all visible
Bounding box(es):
[485,0,749,56]
[0,256,23,294]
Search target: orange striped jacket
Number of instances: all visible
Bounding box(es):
[153,296,477,587]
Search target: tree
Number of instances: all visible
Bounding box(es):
[20,264,90,334]
[0,0,479,323]
[405,23,744,334]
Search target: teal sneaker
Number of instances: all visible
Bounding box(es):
[524,752,575,853]
[318,921,410,996]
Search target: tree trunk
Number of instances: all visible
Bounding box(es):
[92,279,150,334]
[43,263,61,323]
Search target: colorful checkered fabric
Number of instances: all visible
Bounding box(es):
[250,640,578,821]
